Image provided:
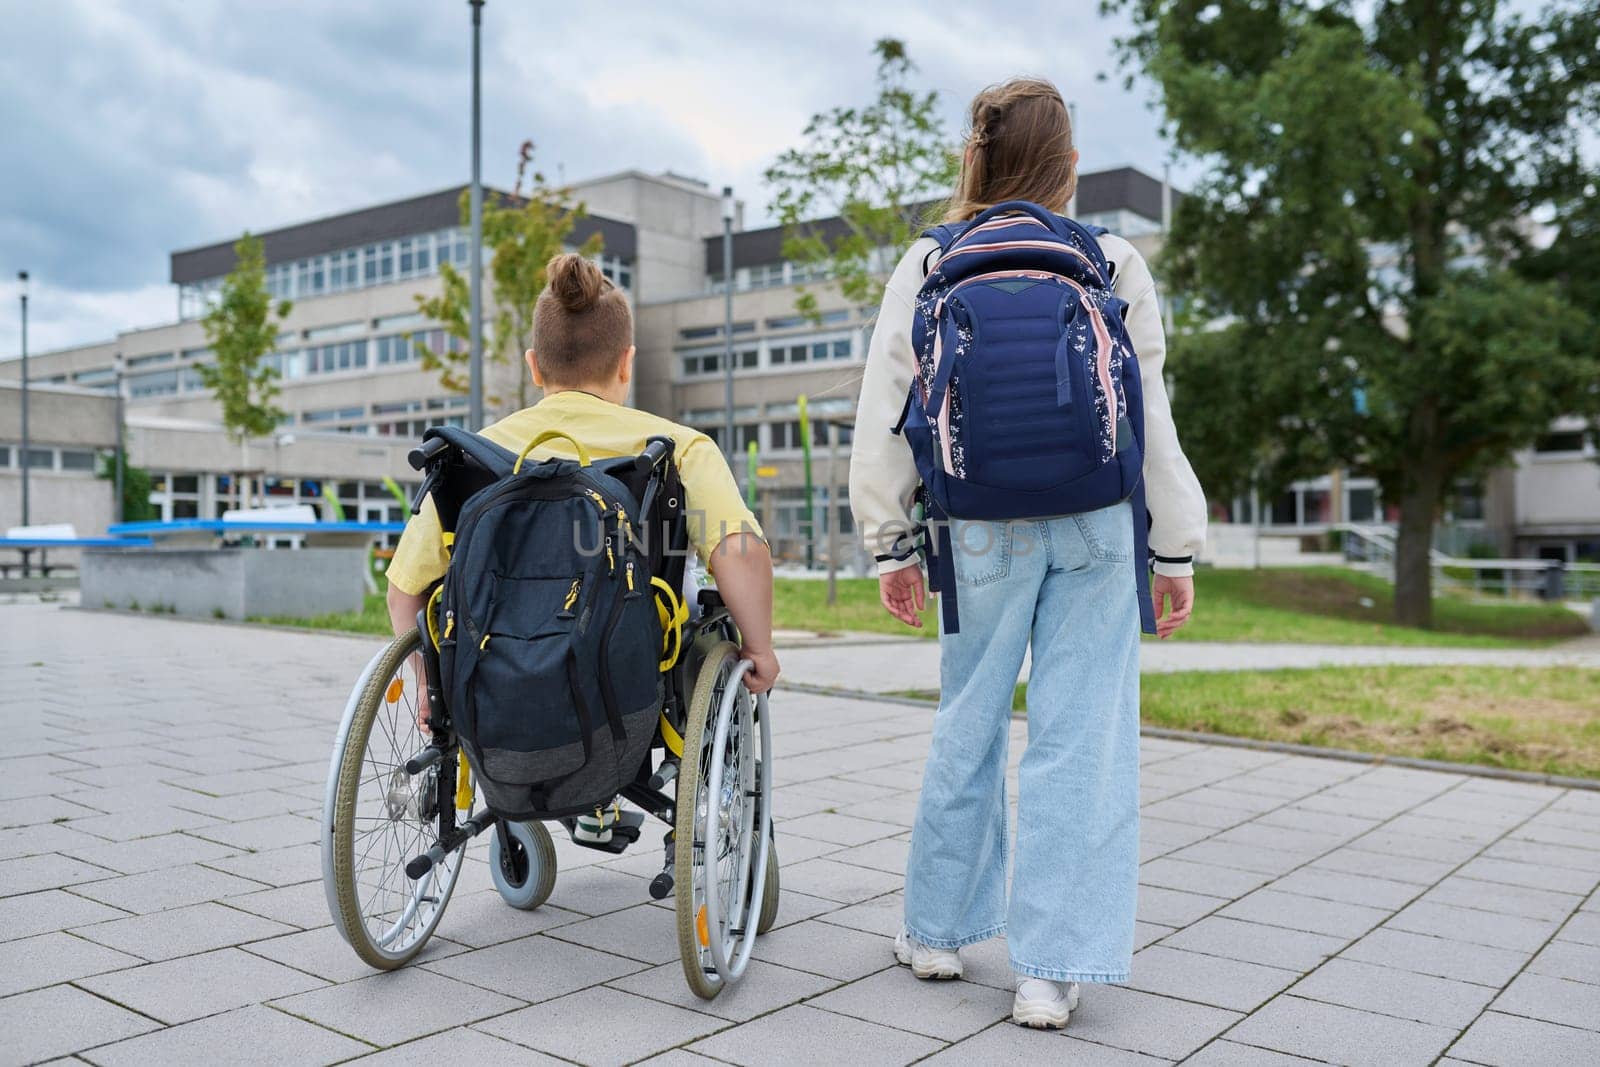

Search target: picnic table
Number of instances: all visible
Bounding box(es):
[0,535,155,578]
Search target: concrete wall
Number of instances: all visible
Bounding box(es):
[574,172,730,303]
[81,546,366,619]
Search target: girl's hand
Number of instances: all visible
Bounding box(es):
[1151,574,1195,639]
[879,565,927,628]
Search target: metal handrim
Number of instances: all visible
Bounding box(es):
[324,628,465,967]
[701,660,772,983]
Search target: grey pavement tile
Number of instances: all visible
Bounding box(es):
[1484,838,1600,874]
[0,889,129,942]
[1309,847,1460,887]
[273,966,523,1046]
[1348,828,1483,866]
[1447,1010,1600,1066]
[1210,821,1346,857]
[1454,855,1600,897]
[767,785,843,820]
[1266,868,1423,911]
[63,806,222,843]
[1561,910,1600,946]
[609,958,839,1022]
[750,917,896,980]
[0,852,118,897]
[1182,1039,1325,1065]
[163,768,306,797]
[810,890,900,937]
[243,925,466,984]
[809,965,1011,1040]
[778,856,903,903]
[1137,857,1273,900]
[82,1004,370,1067]
[69,863,268,914]
[0,821,104,861]
[1255,806,1381,841]
[1528,939,1600,986]
[0,932,142,998]
[1136,885,1229,928]
[921,1024,1174,1065]
[1063,984,1243,1060]
[423,932,646,1003]
[1421,875,1585,922]
[1181,787,1290,815]
[1293,957,1495,1028]
[545,904,680,965]
[1341,927,1530,987]
[0,795,104,830]
[435,889,585,948]
[1219,889,1390,939]
[1127,945,1298,1012]
[1226,994,1457,1065]
[0,983,160,1065]
[687,1003,941,1066]
[1167,840,1312,877]
[226,880,333,929]
[184,813,320,853]
[1384,813,1506,847]
[1294,787,1434,822]
[1138,817,1217,852]
[476,985,726,1067]
[1491,971,1600,1031]
[827,835,911,875]
[352,1027,569,1065]
[1135,921,1176,950]
[1140,797,1258,830]
[169,789,307,823]
[1387,899,1560,953]
[543,865,656,917]
[723,887,839,931]
[75,901,296,961]
[77,947,327,1024]
[201,841,321,888]
[69,832,240,876]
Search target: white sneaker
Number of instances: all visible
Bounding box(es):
[894,930,963,979]
[1011,977,1079,1029]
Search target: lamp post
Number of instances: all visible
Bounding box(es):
[467,0,485,431]
[721,186,735,463]
[113,352,126,523]
[17,270,29,531]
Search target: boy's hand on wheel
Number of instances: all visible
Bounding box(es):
[878,565,926,628]
[414,689,432,734]
[740,647,780,694]
[1151,574,1195,639]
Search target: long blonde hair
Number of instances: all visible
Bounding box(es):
[945,78,1077,222]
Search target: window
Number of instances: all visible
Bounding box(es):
[60,449,97,472]
[1347,487,1377,523]
[25,447,54,469]
[680,326,720,341]
[378,241,395,282]
[1535,431,1587,453]
[0,445,9,466]
[129,369,179,398]
[128,352,174,368]
[74,367,116,387]
[363,245,378,284]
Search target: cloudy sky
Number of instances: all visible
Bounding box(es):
[0,0,1174,357]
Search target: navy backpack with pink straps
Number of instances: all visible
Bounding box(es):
[893,200,1157,635]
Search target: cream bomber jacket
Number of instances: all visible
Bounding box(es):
[849,232,1208,578]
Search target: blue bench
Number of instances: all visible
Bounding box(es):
[108,519,405,549]
[0,536,155,579]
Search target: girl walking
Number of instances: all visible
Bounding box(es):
[849,77,1206,1029]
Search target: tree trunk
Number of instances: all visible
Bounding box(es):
[1393,463,1442,629]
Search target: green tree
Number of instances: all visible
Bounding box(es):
[1111,0,1600,627]
[414,141,602,409]
[97,449,157,522]
[198,233,291,509]
[764,38,959,319]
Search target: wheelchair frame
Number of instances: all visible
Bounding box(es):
[321,427,776,999]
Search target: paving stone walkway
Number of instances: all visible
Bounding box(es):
[2,603,1598,1066]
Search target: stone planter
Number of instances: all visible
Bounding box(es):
[81,547,366,620]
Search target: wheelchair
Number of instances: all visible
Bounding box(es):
[321,426,777,999]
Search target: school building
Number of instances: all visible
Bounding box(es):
[3,166,1595,566]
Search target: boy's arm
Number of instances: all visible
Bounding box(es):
[387,583,434,731]
[707,532,778,693]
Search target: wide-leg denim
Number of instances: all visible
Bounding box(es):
[902,502,1141,982]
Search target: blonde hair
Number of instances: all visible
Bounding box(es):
[945,78,1077,222]
[532,253,633,386]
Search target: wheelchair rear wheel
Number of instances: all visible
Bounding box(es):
[323,628,465,969]
[674,641,774,1000]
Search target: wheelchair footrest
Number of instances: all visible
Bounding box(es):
[559,810,645,854]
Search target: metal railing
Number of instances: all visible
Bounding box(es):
[1337,523,1599,601]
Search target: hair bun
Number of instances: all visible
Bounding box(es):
[545,253,607,313]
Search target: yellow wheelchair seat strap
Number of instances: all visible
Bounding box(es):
[651,576,689,674]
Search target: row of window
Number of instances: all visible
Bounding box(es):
[298,395,469,434]
[707,258,836,294]
[178,234,632,320]
[0,444,100,473]
[676,308,855,344]
[678,333,857,379]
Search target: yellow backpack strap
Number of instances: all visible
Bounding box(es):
[650,576,689,673]
[513,429,592,474]
[658,710,685,757]
[425,585,445,649]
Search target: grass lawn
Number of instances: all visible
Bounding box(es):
[251,567,1587,647]
[890,666,1600,779]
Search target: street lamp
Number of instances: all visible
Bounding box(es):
[113,351,125,523]
[721,186,735,462]
[466,0,485,432]
[17,270,29,530]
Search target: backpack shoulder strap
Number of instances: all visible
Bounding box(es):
[919,221,970,276]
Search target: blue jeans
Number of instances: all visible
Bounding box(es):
[903,503,1141,983]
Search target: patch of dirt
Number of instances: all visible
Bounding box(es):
[1247,571,1587,639]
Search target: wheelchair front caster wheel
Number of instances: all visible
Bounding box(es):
[490,820,558,910]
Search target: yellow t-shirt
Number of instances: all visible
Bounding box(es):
[385,390,763,596]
